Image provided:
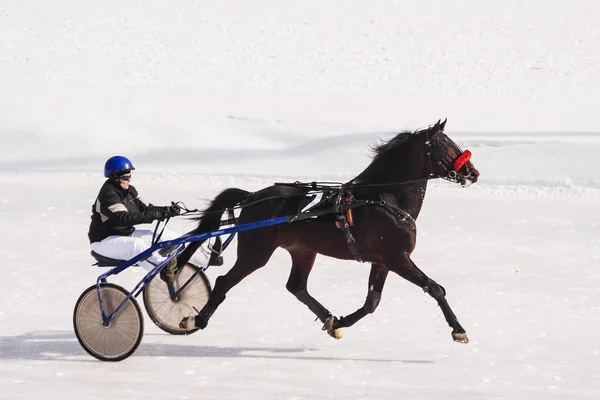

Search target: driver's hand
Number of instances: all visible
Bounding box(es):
[166,202,182,217]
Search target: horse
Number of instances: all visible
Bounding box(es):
[177,119,479,343]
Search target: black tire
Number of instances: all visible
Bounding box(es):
[73,283,143,362]
[143,263,211,335]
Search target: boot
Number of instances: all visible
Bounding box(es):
[158,244,178,257]
[159,257,179,283]
[207,237,224,266]
[208,253,223,266]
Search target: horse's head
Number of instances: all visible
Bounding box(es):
[425,119,479,186]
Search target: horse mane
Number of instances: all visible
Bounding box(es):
[351,128,425,184]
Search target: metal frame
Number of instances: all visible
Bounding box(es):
[94,216,289,325]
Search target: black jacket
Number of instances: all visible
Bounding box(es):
[88,180,159,243]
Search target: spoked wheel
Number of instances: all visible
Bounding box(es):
[73,283,143,362]
[143,263,211,335]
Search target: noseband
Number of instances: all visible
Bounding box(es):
[424,130,472,183]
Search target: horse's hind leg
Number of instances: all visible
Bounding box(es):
[388,253,469,343]
[181,234,277,330]
[334,263,389,329]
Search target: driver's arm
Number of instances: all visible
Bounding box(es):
[98,189,160,226]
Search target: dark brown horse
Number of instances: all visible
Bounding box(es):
[178,119,479,343]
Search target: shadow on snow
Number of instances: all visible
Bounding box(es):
[0,330,434,364]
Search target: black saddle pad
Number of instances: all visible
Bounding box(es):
[274,181,346,219]
[90,251,127,266]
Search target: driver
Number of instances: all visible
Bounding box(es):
[88,155,222,277]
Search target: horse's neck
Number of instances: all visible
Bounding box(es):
[352,143,431,218]
[385,181,428,220]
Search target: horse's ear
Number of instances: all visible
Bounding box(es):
[433,119,441,131]
[440,118,447,131]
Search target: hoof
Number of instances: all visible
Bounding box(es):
[179,316,195,330]
[195,314,209,330]
[452,331,469,344]
[322,316,343,340]
[329,329,343,340]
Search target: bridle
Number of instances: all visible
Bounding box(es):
[424,129,473,184]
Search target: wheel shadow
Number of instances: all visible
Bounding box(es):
[0,330,433,364]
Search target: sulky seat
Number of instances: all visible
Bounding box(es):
[90,251,128,267]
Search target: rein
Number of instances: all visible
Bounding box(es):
[193,175,437,220]
[184,129,472,261]
[151,201,201,247]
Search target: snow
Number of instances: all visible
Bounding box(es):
[1,1,600,399]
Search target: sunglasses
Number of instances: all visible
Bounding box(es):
[119,174,132,182]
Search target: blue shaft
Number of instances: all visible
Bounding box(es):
[102,216,290,276]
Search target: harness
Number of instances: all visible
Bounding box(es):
[273,130,473,262]
[275,181,416,262]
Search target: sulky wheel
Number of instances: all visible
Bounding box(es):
[73,283,143,362]
[143,263,211,335]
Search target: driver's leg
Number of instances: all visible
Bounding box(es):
[90,234,162,272]
[133,229,213,267]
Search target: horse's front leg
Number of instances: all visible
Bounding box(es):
[329,263,389,332]
[388,252,469,343]
[285,250,342,337]
[423,277,469,343]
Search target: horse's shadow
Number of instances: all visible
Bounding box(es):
[0,330,433,364]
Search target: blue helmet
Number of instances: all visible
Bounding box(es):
[104,156,135,178]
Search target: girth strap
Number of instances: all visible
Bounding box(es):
[333,190,364,262]
[336,212,363,262]
[335,193,355,228]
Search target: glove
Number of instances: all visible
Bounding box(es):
[146,205,168,222]
[165,203,182,218]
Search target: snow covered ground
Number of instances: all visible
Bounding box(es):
[1,1,600,399]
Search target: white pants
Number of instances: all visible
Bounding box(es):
[91,229,211,271]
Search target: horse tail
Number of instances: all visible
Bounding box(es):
[176,188,250,267]
[194,188,251,232]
